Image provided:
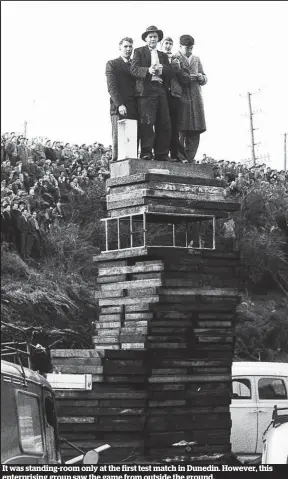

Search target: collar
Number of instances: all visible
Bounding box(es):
[121,56,131,63]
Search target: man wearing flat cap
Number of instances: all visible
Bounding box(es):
[131,25,174,161]
[172,34,207,163]
[106,37,138,162]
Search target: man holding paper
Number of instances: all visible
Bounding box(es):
[172,35,207,163]
[131,25,174,161]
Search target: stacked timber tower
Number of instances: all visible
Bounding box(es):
[55,157,240,463]
[91,158,241,462]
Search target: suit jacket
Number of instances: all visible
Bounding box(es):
[131,46,174,96]
[105,57,136,116]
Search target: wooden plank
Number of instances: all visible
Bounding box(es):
[95,322,121,329]
[100,306,123,314]
[125,313,152,320]
[51,349,100,358]
[48,373,93,390]
[57,407,145,416]
[107,172,224,188]
[120,334,146,342]
[99,295,159,307]
[120,328,147,335]
[93,247,148,262]
[130,272,163,281]
[104,365,146,375]
[52,358,102,366]
[97,274,127,284]
[144,197,239,212]
[122,321,148,328]
[93,336,119,344]
[93,344,120,350]
[110,182,225,195]
[125,304,150,312]
[121,343,146,350]
[55,390,146,399]
[97,329,120,337]
[197,321,232,328]
[149,375,231,383]
[148,343,188,349]
[95,290,124,299]
[51,365,103,374]
[101,278,162,291]
[158,287,239,296]
[98,314,122,321]
[98,262,164,277]
[107,187,226,202]
[58,417,96,423]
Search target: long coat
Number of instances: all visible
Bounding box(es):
[172,52,207,133]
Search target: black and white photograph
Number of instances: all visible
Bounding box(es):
[1,0,288,469]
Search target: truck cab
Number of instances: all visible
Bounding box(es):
[1,359,61,464]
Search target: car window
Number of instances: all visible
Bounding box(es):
[232,378,251,399]
[17,391,44,455]
[258,378,287,400]
[44,395,60,462]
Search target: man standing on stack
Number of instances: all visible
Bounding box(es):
[161,36,191,161]
[131,26,173,161]
[172,35,207,163]
[106,37,138,162]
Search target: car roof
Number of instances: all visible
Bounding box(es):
[232,361,288,377]
[1,359,53,389]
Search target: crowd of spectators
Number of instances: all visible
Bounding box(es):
[201,154,288,196]
[1,131,287,260]
[1,132,111,259]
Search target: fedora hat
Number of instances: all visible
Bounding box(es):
[142,25,163,42]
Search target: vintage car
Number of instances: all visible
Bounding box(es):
[231,362,288,462]
[261,406,288,464]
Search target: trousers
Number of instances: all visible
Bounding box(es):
[137,84,171,158]
[179,131,200,162]
[167,93,180,159]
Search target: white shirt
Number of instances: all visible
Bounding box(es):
[121,56,131,63]
[150,48,159,66]
[149,47,162,83]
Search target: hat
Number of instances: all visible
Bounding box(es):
[180,34,195,46]
[142,25,163,42]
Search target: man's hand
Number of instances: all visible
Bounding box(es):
[118,105,127,116]
[155,63,163,75]
[148,66,157,75]
[197,73,204,83]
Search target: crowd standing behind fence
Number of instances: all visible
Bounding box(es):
[1,132,287,260]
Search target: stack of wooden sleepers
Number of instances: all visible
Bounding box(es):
[53,159,241,463]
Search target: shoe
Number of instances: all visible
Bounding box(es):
[141,154,154,161]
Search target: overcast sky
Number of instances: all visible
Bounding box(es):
[1,1,288,169]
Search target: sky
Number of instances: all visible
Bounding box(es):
[1,0,288,169]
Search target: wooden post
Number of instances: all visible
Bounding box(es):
[117,218,120,250]
[118,119,138,160]
[105,220,108,251]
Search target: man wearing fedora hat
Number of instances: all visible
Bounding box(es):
[131,26,174,162]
